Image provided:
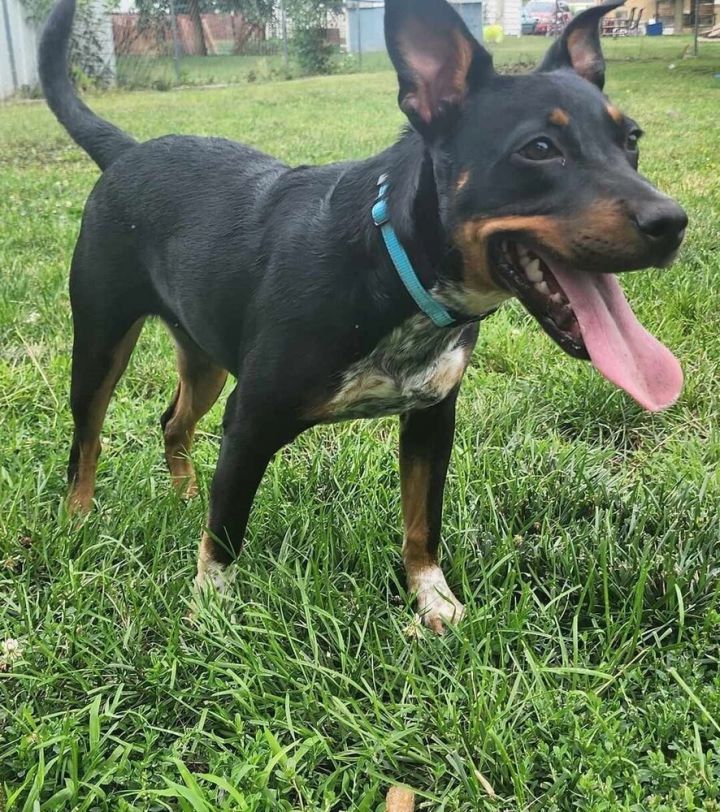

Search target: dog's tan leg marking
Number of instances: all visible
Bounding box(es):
[68,318,145,514]
[400,457,464,634]
[163,338,227,498]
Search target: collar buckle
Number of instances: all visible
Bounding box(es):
[371,197,389,226]
[372,173,390,225]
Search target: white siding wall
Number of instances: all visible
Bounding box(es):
[1,0,39,97]
[1,0,115,99]
[484,0,522,34]
[484,0,499,25]
[503,0,522,35]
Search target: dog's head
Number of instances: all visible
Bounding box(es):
[385,0,686,411]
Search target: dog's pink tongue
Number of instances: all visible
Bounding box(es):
[550,265,683,412]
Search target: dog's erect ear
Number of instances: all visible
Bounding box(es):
[537,0,624,90]
[385,0,493,134]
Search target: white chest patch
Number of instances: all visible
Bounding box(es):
[321,316,474,422]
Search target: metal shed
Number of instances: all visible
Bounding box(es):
[347,0,485,55]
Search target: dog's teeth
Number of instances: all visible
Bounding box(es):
[525,259,543,282]
[535,281,550,296]
[550,292,564,304]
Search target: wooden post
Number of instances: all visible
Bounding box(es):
[674,0,684,33]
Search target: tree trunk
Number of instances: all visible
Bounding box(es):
[674,0,684,32]
[232,14,263,53]
[187,0,207,56]
[232,14,250,52]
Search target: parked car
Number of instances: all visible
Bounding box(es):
[521,7,538,34]
[522,0,572,34]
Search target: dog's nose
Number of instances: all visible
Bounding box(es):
[633,201,688,245]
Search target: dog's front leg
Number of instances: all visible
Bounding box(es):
[399,390,465,634]
[195,384,303,593]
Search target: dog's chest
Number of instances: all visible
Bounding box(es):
[321,317,471,422]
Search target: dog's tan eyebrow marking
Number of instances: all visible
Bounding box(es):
[606,104,623,124]
[455,170,470,191]
[549,108,570,127]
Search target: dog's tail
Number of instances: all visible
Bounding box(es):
[39,0,137,170]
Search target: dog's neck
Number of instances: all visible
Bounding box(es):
[326,129,470,331]
[365,131,471,325]
[380,130,463,289]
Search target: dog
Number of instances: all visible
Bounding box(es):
[40,0,686,633]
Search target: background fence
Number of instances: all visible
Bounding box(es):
[1,0,718,98]
[112,0,357,89]
[0,0,487,95]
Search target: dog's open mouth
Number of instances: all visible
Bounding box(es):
[492,240,588,360]
[489,238,684,412]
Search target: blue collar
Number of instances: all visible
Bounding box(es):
[371,174,456,328]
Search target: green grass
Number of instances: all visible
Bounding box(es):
[1,41,720,810]
[114,35,712,89]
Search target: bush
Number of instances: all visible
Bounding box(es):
[293,27,333,75]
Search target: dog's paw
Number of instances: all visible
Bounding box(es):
[194,559,233,594]
[178,477,199,500]
[169,465,198,500]
[410,566,465,635]
[188,559,235,622]
[66,485,94,516]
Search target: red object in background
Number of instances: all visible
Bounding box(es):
[523,0,572,34]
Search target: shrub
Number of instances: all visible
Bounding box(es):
[293,27,334,75]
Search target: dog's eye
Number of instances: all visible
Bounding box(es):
[518,138,562,162]
[626,130,642,151]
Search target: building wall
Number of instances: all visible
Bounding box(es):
[346,1,385,53]
[483,0,521,35]
[1,0,115,99]
[1,0,39,97]
[453,1,486,40]
[502,0,521,35]
[609,0,718,30]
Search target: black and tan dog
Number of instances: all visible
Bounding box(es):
[40,0,686,632]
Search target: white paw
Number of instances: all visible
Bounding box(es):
[409,566,465,634]
[194,558,234,594]
[187,559,235,622]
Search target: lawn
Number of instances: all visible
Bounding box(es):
[115,35,706,89]
[1,41,720,810]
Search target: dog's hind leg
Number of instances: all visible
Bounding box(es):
[161,329,228,498]
[67,314,145,513]
[400,390,465,634]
